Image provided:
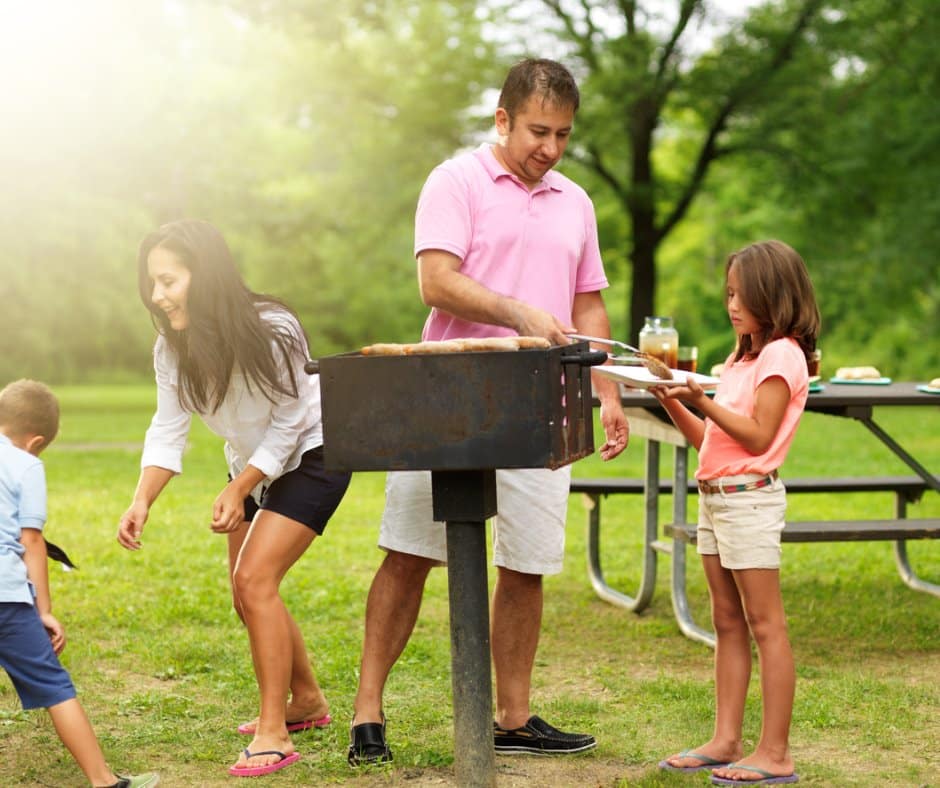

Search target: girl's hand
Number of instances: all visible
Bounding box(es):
[117,501,150,550]
[211,482,247,534]
[40,612,66,655]
[652,377,708,405]
[648,383,670,402]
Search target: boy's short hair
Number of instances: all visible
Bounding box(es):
[0,379,60,444]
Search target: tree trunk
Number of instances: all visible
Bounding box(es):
[627,97,658,344]
[629,230,656,345]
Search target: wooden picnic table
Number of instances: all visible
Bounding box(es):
[577,381,939,647]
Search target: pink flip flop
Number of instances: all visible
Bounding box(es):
[228,749,300,777]
[237,713,332,735]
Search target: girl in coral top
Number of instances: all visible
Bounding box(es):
[654,240,820,786]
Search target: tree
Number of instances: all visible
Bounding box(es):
[0,0,497,380]
[491,0,825,341]
[656,0,940,375]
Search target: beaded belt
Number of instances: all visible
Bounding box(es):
[698,470,779,495]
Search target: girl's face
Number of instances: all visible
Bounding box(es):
[726,262,761,343]
[147,246,192,331]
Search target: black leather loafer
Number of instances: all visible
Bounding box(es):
[494,714,596,755]
[348,715,393,766]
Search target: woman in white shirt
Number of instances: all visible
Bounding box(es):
[117,220,350,778]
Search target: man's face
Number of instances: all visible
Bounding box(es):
[494,95,574,188]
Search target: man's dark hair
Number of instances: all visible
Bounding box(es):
[497,58,580,121]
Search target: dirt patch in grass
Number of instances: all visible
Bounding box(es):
[347,758,643,787]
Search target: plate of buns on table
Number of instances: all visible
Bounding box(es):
[829,366,892,385]
[916,377,940,395]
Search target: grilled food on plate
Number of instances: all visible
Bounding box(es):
[636,353,673,380]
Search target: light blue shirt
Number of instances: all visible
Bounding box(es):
[0,433,46,604]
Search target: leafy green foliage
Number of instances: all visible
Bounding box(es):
[0,0,497,382]
[0,0,936,382]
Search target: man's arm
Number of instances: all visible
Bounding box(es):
[417,250,574,345]
[571,291,629,460]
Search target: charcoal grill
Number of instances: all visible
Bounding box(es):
[308,342,605,786]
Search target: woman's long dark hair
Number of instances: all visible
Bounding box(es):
[726,240,821,363]
[137,220,307,414]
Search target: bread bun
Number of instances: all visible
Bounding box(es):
[516,336,551,349]
[453,337,521,352]
[835,366,882,380]
[402,341,463,354]
[364,336,542,355]
[710,363,725,378]
[929,377,940,389]
[361,343,406,356]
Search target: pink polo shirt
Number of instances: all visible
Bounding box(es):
[697,338,809,480]
[414,144,609,341]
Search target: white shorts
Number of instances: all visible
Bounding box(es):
[379,467,572,576]
[696,474,787,570]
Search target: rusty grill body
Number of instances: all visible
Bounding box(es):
[310,341,604,787]
[316,342,599,472]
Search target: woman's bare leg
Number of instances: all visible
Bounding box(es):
[227,520,328,733]
[228,513,319,770]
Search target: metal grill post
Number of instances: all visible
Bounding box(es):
[433,470,497,787]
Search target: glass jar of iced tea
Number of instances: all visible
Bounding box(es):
[638,316,678,370]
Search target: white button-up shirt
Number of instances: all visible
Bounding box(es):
[140,310,323,502]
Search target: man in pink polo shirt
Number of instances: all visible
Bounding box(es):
[348,58,629,765]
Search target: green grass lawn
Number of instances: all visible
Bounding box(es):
[0,385,937,786]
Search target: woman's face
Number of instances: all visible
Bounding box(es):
[147,246,192,331]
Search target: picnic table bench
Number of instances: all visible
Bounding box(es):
[576,383,939,647]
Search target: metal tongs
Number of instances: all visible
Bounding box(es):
[565,332,641,356]
[566,332,673,379]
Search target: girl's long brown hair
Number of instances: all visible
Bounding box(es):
[726,240,820,363]
[137,220,307,414]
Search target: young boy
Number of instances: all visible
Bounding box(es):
[0,379,159,788]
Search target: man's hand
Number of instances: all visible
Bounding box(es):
[598,400,629,460]
[508,301,574,346]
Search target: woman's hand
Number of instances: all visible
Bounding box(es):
[211,482,247,534]
[117,501,150,550]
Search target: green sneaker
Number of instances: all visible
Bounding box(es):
[113,774,160,788]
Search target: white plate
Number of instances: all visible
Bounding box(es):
[595,366,719,389]
[916,384,940,395]
[828,377,892,385]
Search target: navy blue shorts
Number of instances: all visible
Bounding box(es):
[242,446,351,535]
[0,603,76,710]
